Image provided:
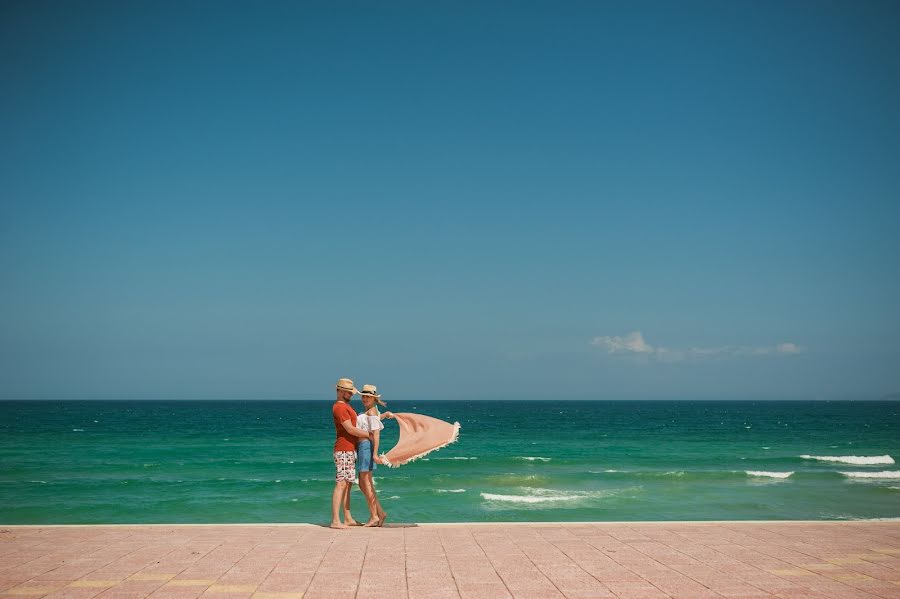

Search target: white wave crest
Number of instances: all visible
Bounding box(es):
[746,471,794,479]
[434,457,477,460]
[840,470,900,479]
[437,489,467,493]
[516,456,552,462]
[481,492,577,504]
[481,487,629,505]
[800,454,894,465]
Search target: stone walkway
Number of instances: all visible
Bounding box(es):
[1,522,899,599]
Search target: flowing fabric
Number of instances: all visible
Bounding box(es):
[378,412,461,468]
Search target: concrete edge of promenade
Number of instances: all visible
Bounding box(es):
[3,519,899,527]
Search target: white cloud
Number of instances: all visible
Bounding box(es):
[776,342,802,354]
[589,331,804,362]
[590,331,655,354]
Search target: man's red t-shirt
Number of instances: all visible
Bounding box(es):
[333,401,358,452]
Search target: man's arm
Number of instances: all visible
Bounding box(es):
[341,419,370,439]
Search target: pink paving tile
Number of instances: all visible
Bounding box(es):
[773,591,837,598]
[254,571,314,592]
[302,592,359,599]
[94,581,169,598]
[454,581,512,595]
[303,578,361,597]
[558,586,617,598]
[146,584,209,598]
[2,522,899,599]
[42,586,105,599]
[356,592,409,599]
[605,580,671,598]
[406,590,461,599]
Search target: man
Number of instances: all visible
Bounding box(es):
[331,377,371,529]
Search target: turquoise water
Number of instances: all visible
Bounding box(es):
[1,400,898,524]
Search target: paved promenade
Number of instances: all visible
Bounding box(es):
[1,521,899,599]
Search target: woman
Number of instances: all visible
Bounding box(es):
[356,384,393,527]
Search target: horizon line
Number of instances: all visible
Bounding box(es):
[1,397,897,402]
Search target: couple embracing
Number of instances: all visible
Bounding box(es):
[331,377,394,529]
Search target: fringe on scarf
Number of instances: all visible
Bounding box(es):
[378,421,460,469]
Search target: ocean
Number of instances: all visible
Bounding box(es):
[1,400,898,524]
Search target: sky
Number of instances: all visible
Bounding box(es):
[1,1,899,401]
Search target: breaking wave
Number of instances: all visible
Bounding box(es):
[839,471,900,479]
[746,471,794,479]
[800,455,894,465]
[480,487,635,506]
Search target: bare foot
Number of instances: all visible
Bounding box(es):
[363,518,380,527]
[329,521,348,530]
[377,512,388,527]
[344,516,360,526]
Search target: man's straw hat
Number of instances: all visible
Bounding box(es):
[360,384,381,398]
[336,378,359,394]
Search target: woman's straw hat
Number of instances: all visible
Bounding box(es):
[335,378,359,394]
[360,384,381,398]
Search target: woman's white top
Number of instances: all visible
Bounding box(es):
[356,410,384,433]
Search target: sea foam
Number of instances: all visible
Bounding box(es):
[437,489,467,493]
[746,471,794,479]
[839,471,900,479]
[481,492,577,504]
[516,456,552,462]
[800,455,894,465]
[481,487,629,505]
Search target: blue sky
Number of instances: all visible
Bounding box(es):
[1,1,898,400]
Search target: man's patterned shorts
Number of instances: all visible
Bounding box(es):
[334,451,357,483]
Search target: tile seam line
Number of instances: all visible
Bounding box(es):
[530,525,625,596]
[624,522,772,597]
[686,525,870,596]
[298,530,339,596]
[579,527,698,599]
[738,524,900,569]
[215,541,277,595]
[501,526,568,598]
[262,528,313,584]
[402,526,408,599]
[434,528,462,599]
[468,527,517,599]
[69,535,218,587]
[15,535,175,586]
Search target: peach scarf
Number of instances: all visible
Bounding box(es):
[378,412,461,468]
